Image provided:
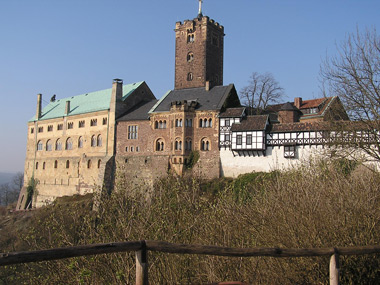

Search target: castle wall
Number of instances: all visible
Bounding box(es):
[220,145,325,177]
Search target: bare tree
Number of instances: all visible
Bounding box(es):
[320,27,380,161]
[240,72,284,115]
[12,172,24,191]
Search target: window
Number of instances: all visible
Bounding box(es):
[136,146,140,152]
[35,162,39,170]
[57,124,63,130]
[87,160,92,169]
[187,52,194,62]
[91,135,96,147]
[284,145,296,158]
[128,125,138,139]
[246,134,252,145]
[66,138,73,150]
[66,160,70,169]
[125,146,128,152]
[225,119,230,127]
[102,118,107,125]
[225,134,230,142]
[43,162,46,170]
[185,139,192,150]
[201,138,210,151]
[55,139,62,150]
[209,119,213,128]
[98,159,101,168]
[185,119,193,127]
[48,125,53,132]
[54,160,58,169]
[78,137,83,148]
[37,140,43,151]
[131,146,134,152]
[46,140,52,151]
[38,127,43,133]
[187,34,194,43]
[187,72,193,81]
[175,140,181,151]
[31,128,34,134]
[97,135,102,147]
[79,121,85,128]
[237,135,242,145]
[90,119,97,126]
[68,122,73,129]
[156,139,164,151]
[175,119,183,127]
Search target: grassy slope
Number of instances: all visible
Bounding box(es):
[0,161,379,284]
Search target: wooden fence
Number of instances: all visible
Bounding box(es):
[1,241,380,285]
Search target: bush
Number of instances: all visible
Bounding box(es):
[2,161,379,284]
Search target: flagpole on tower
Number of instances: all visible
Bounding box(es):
[198,0,203,17]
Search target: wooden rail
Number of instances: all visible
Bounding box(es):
[1,241,380,285]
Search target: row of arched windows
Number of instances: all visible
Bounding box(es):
[35,159,101,170]
[37,135,102,151]
[155,120,167,129]
[199,118,213,128]
[175,119,193,127]
[154,138,209,152]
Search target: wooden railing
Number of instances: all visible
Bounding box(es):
[1,241,380,285]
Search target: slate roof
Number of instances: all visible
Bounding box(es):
[29,81,144,122]
[150,84,235,113]
[219,107,246,118]
[231,115,268,132]
[118,100,158,121]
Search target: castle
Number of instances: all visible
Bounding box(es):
[17,4,349,209]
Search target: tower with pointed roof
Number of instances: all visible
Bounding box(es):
[174,1,224,90]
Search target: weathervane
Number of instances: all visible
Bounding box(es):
[198,0,203,17]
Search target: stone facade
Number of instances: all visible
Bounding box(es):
[17,80,155,209]
[175,16,224,90]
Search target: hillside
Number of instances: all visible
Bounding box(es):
[0,160,379,284]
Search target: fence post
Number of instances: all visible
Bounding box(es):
[329,251,340,285]
[136,241,148,285]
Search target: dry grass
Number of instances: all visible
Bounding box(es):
[1,160,379,284]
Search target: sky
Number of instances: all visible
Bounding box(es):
[0,0,380,173]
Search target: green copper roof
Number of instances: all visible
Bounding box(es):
[29,81,144,122]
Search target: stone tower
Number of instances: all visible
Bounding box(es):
[174,14,225,90]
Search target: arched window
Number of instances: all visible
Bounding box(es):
[156,139,164,151]
[179,119,183,127]
[66,138,73,150]
[201,138,210,151]
[185,139,192,151]
[54,160,58,169]
[35,162,39,170]
[209,118,213,128]
[55,139,62,150]
[187,72,193,81]
[199,119,203,128]
[91,135,96,147]
[187,52,194,62]
[46,140,52,151]
[43,162,46,170]
[163,120,167,128]
[97,135,102,147]
[155,121,158,129]
[204,118,208,128]
[66,160,70,168]
[37,140,43,151]
[78,136,83,148]
[87,160,92,169]
[175,119,179,127]
[175,141,179,150]
[98,159,101,168]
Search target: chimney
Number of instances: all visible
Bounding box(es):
[205,81,210,91]
[36,94,42,120]
[294,97,302,109]
[65,100,70,115]
[112,78,123,102]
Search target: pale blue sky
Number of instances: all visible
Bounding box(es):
[1,0,379,172]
